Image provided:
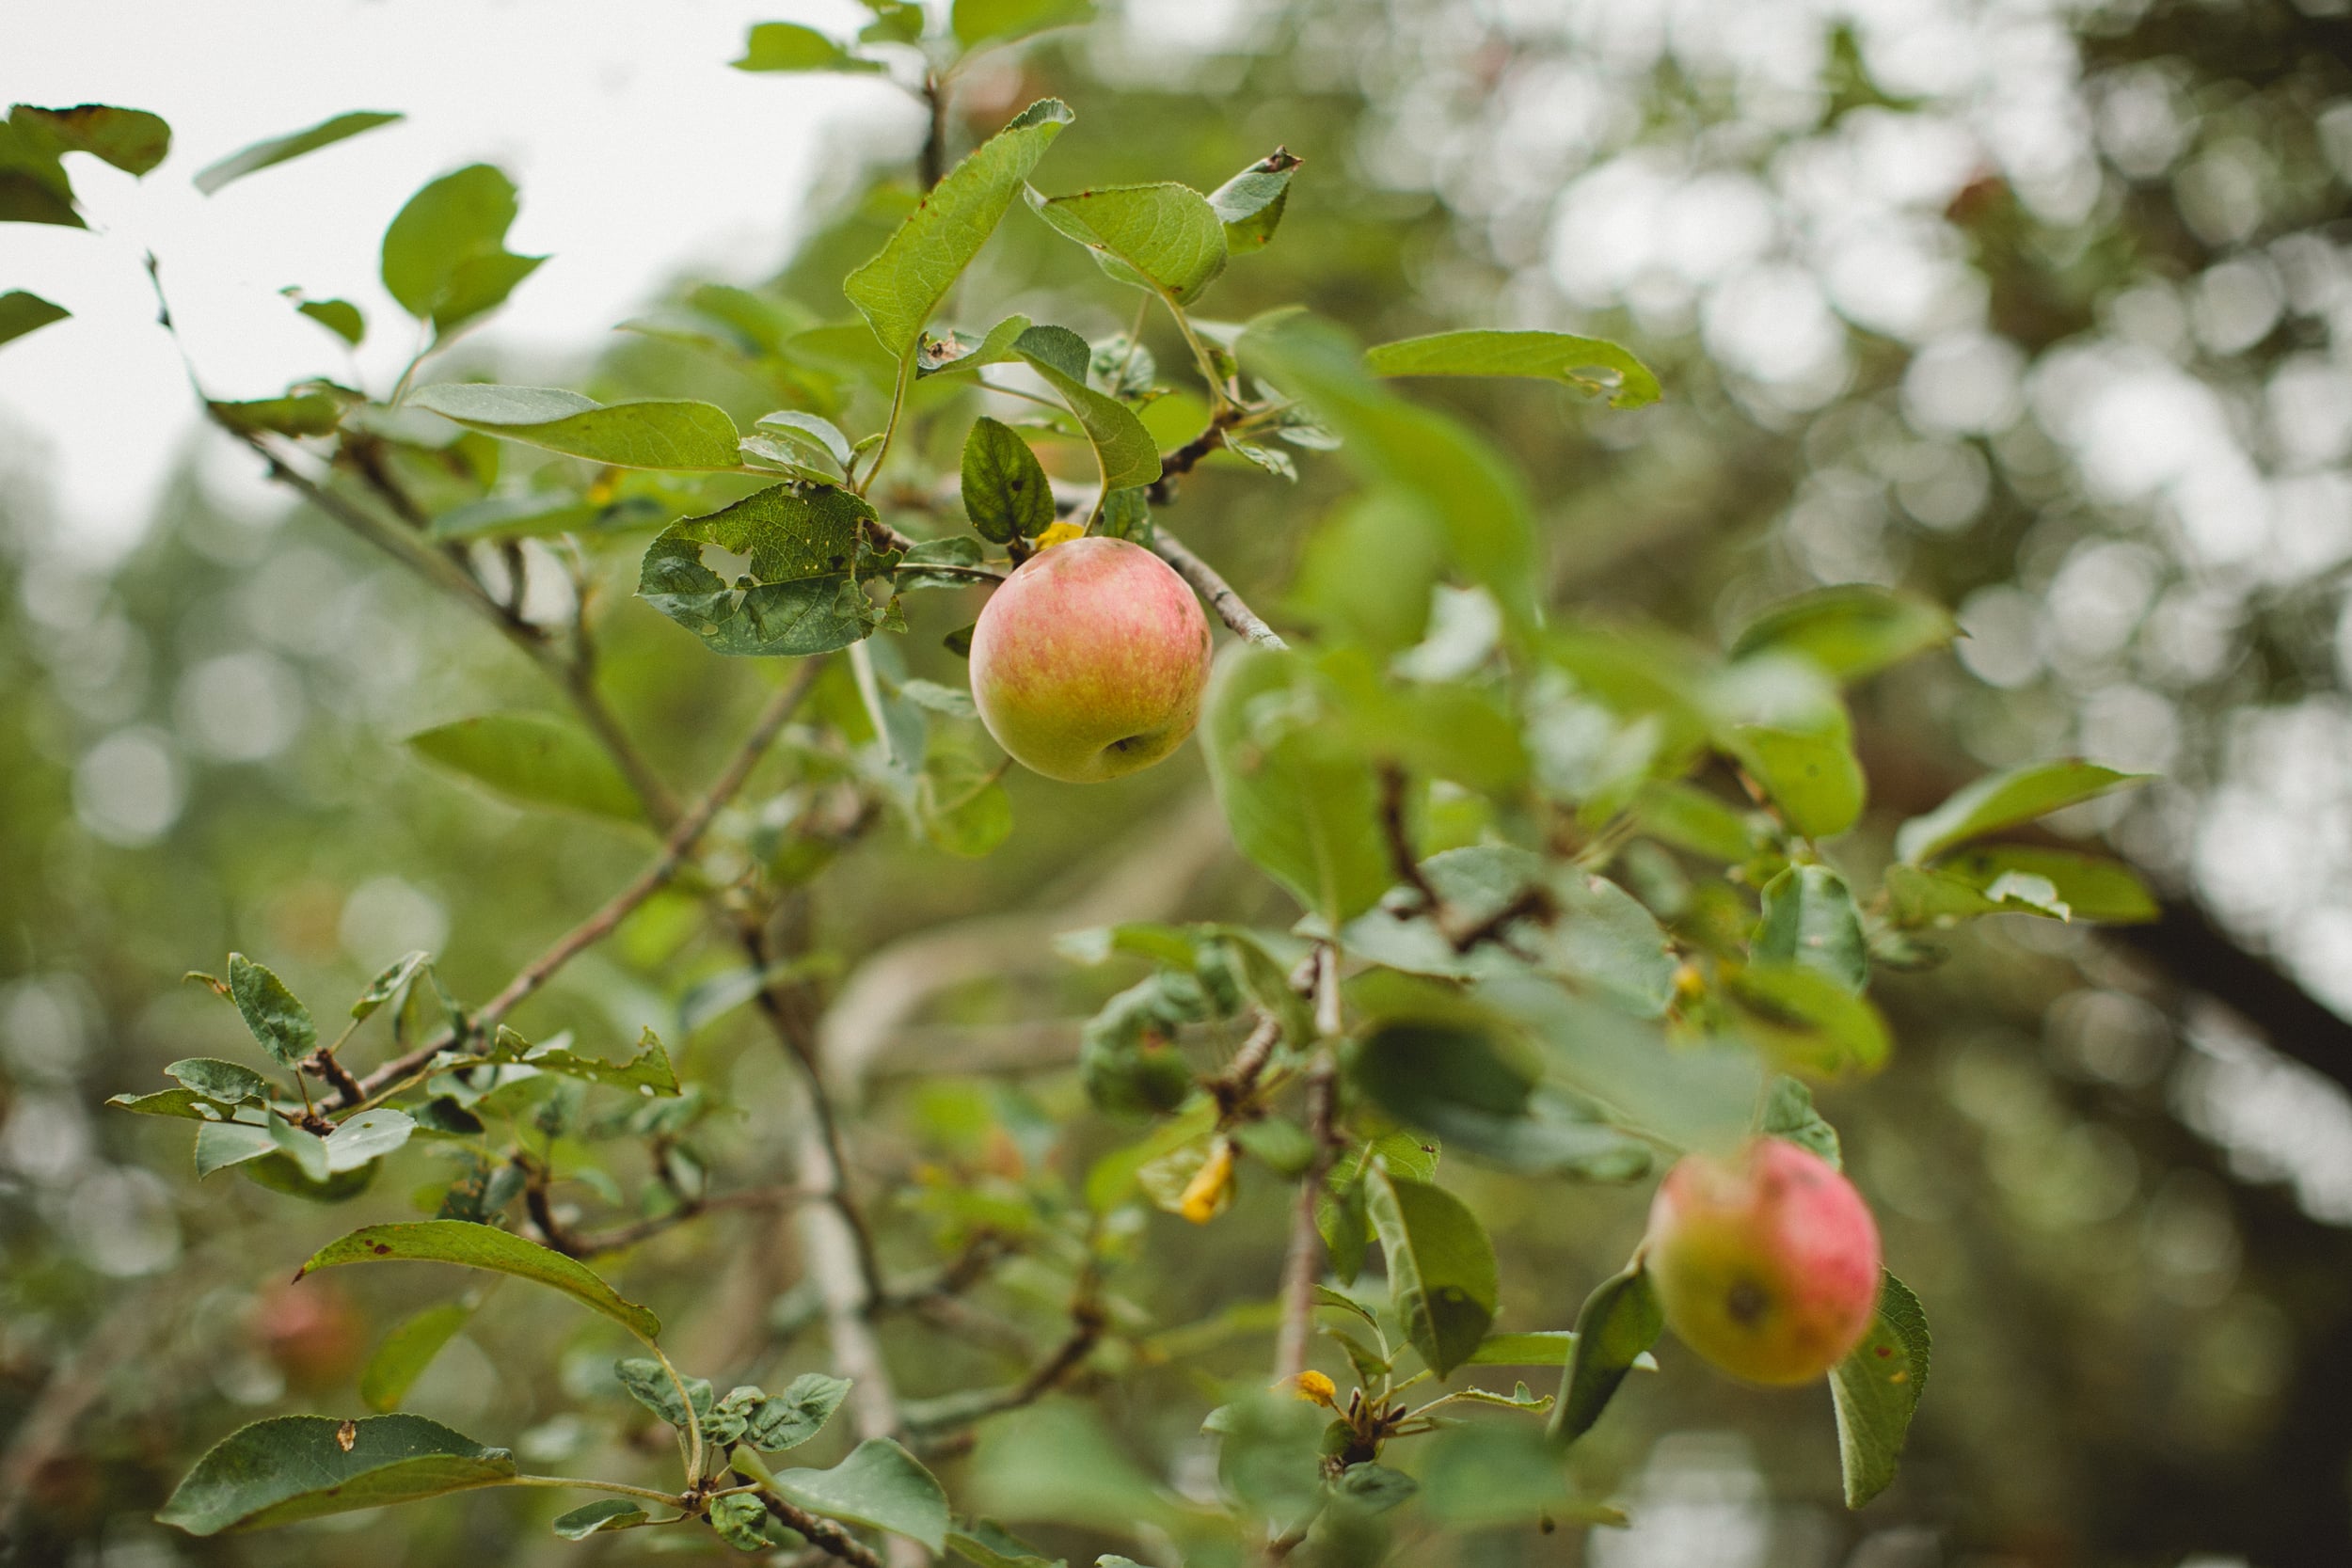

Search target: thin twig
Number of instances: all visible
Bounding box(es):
[1377,765,1443,915]
[569,1186,812,1260]
[1152,529,1286,649]
[752,1485,885,1568]
[1271,1051,1339,1384]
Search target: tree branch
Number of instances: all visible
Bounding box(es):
[1271,1049,1338,1384]
[749,1485,886,1568]
[1152,529,1286,649]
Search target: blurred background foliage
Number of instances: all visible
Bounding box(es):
[6,0,2352,1564]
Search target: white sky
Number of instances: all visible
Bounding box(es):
[0,0,919,559]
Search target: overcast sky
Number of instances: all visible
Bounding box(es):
[0,0,930,559]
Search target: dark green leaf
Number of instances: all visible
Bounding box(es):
[353,951,430,1021]
[730,22,884,72]
[381,164,544,333]
[1761,1076,1842,1168]
[1351,1019,1650,1180]
[1025,182,1228,305]
[297,1220,661,1339]
[1894,759,2150,864]
[0,290,69,348]
[167,1057,272,1103]
[614,1357,713,1433]
[1096,485,1151,543]
[1481,977,1761,1154]
[552,1498,649,1539]
[1362,1167,1496,1378]
[1332,1463,1416,1514]
[1730,585,1954,681]
[727,1371,853,1451]
[207,392,344,437]
[406,712,644,823]
[408,383,742,471]
[156,1414,515,1536]
[951,0,1096,50]
[228,955,315,1068]
[1012,325,1161,492]
[474,1025,681,1097]
[914,314,1034,379]
[1830,1271,1930,1509]
[771,1438,949,1553]
[296,297,366,345]
[1727,964,1891,1078]
[1209,149,1300,250]
[638,482,886,657]
[1753,864,1867,992]
[961,416,1055,542]
[1200,645,1391,927]
[845,101,1073,357]
[239,1151,378,1203]
[107,1088,218,1120]
[13,103,171,176]
[1366,328,1661,410]
[1932,845,2158,925]
[1420,1422,1615,1529]
[1549,1259,1663,1445]
[195,111,403,195]
[947,1520,1063,1568]
[360,1302,473,1413]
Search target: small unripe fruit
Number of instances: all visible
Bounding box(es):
[969,536,1214,784]
[1644,1136,1882,1386]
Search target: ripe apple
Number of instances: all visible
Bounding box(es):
[1644,1136,1882,1386]
[969,536,1214,784]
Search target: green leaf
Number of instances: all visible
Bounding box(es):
[1727,964,1891,1078]
[1351,1019,1650,1180]
[360,1302,474,1413]
[195,111,403,195]
[427,490,670,544]
[1723,721,1865,841]
[241,1152,378,1203]
[914,313,1034,380]
[961,416,1055,542]
[353,951,431,1021]
[1830,1271,1930,1509]
[1420,1422,1613,1529]
[1753,864,1867,992]
[1200,645,1391,927]
[297,1220,661,1339]
[1931,845,2158,925]
[475,1024,682,1097]
[0,290,69,349]
[709,1490,787,1549]
[207,392,345,437]
[1209,149,1300,251]
[156,1414,515,1536]
[860,1,928,45]
[948,1520,1063,1568]
[966,1404,1177,1537]
[1894,759,2150,864]
[844,100,1073,357]
[1633,782,1760,863]
[13,103,172,176]
[951,0,1096,49]
[167,1057,272,1103]
[1244,313,1539,630]
[1011,325,1161,492]
[1549,1259,1663,1445]
[405,712,644,823]
[755,409,855,471]
[1465,1332,1578,1366]
[1544,870,1678,1017]
[1025,182,1228,306]
[728,1371,853,1451]
[1761,1076,1842,1168]
[1730,585,1954,682]
[228,955,316,1068]
[919,750,1014,859]
[1481,977,1762,1154]
[294,297,366,345]
[1367,328,1661,411]
[639,482,887,657]
[269,1114,330,1181]
[408,383,742,471]
[771,1438,949,1553]
[195,1120,278,1176]
[380,164,544,333]
[551,1498,648,1539]
[325,1109,415,1171]
[730,22,884,72]
[614,1357,713,1433]
[107,1088,218,1120]
[1362,1167,1496,1378]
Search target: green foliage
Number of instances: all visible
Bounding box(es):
[1549,1260,1665,1445]
[380,164,544,334]
[0,103,169,226]
[638,483,892,657]
[409,384,745,471]
[157,1416,516,1536]
[1366,328,1661,410]
[405,712,646,823]
[298,1221,662,1339]
[1026,182,1229,305]
[0,289,68,348]
[550,1499,649,1539]
[193,110,403,195]
[767,1439,950,1552]
[1895,759,2149,864]
[1010,324,1161,492]
[951,0,1096,50]
[359,1303,474,1413]
[1362,1166,1497,1377]
[731,21,885,73]
[1831,1272,1931,1508]
[961,416,1056,541]
[227,954,316,1068]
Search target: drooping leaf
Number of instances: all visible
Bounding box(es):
[360,1302,474,1413]
[1011,325,1161,492]
[156,1414,516,1536]
[1199,645,1391,927]
[228,954,315,1068]
[380,164,544,333]
[1209,149,1300,250]
[405,712,644,824]
[1830,1271,1930,1509]
[1362,1167,1497,1378]
[1025,182,1228,305]
[844,100,1073,358]
[194,111,403,195]
[1244,313,1539,630]
[1366,328,1661,410]
[297,1220,661,1340]
[638,483,888,657]
[0,290,69,349]
[730,22,885,72]
[961,416,1056,542]
[951,0,1096,50]
[1894,759,2150,864]
[407,384,742,471]
[771,1439,950,1553]
[1549,1259,1664,1445]
[551,1498,649,1538]
[1730,585,1955,682]
[1752,863,1868,992]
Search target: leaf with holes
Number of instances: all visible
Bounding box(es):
[639,483,886,657]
